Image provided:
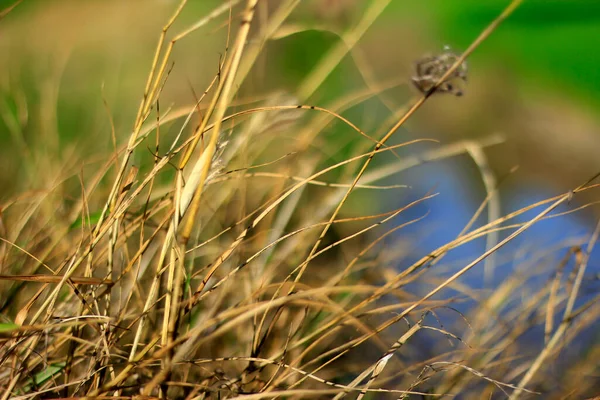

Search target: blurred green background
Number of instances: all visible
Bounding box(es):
[1,2,599,395]
[409,0,600,105]
[1,0,599,203]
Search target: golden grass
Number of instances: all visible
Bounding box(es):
[0,0,599,398]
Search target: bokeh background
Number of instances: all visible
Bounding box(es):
[2,0,599,280]
[1,0,600,388]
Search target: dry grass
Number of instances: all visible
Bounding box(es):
[0,0,599,399]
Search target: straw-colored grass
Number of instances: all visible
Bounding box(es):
[1,1,599,399]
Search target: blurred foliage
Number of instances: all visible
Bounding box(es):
[0,2,599,397]
[401,0,600,107]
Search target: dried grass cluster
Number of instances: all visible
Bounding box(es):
[0,1,599,399]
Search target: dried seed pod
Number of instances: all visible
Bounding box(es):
[412,46,468,96]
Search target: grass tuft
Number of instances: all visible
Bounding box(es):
[0,0,599,399]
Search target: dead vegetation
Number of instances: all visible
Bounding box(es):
[0,0,599,398]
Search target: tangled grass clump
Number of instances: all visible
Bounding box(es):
[1,0,599,399]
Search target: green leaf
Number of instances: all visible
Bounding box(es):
[0,322,19,333]
[69,210,103,231]
[22,362,66,392]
